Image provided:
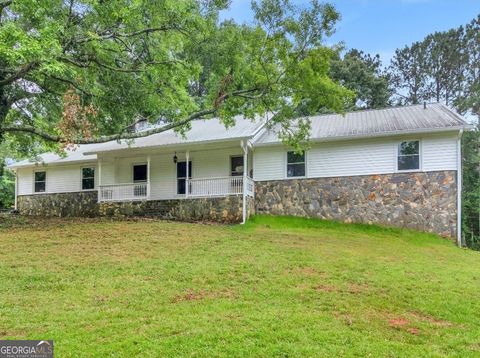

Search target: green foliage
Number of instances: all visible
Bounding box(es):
[0,168,14,209]
[330,48,392,109]
[389,41,430,105]
[0,0,352,154]
[462,126,480,249]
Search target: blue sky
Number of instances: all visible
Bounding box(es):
[221,0,480,65]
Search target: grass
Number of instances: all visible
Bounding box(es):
[0,215,479,357]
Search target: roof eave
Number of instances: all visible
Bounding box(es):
[83,135,259,156]
[253,125,470,147]
[7,157,98,170]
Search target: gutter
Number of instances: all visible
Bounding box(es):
[457,129,463,246]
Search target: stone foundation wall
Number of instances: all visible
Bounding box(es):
[18,191,99,217]
[98,196,245,223]
[255,171,457,238]
[17,192,252,224]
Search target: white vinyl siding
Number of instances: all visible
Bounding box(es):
[17,168,33,195]
[308,140,395,178]
[422,136,457,171]
[16,163,97,195]
[253,147,285,181]
[253,133,458,181]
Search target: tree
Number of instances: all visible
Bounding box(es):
[0,0,352,154]
[389,41,430,105]
[329,48,392,109]
[424,28,467,106]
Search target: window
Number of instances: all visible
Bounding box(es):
[82,167,95,190]
[133,164,147,182]
[177,161,192,195]
[287,151,305,177]
[398,140,420,171]
[230,156,244,176]
[34,171,46,193]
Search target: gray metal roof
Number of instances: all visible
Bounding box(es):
[84,115,264,154]
[7,103,470,169]
[7,143,102,169]
[8,116,264,168]
[253,103,471,146]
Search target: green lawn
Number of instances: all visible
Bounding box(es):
[0,216,479,357]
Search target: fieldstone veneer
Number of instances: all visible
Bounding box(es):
[17,192,253,224]
[18,191,99,217]
[98,196,249,223]
[255,171,457,238]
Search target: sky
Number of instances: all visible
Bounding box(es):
[220,0,480,66]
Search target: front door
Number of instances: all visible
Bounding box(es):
[177,161,192,195]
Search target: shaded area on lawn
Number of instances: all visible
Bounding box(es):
[0,215,479,357]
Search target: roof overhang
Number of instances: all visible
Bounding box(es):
[253,125,472,147]
[83,136,253,156]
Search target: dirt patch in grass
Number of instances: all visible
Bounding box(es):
[389,317,421,335]
[409,312,454,327]
[172,288,236,303]
[389,317,409,328]
[313,284,337,292]
[347,283,369,294]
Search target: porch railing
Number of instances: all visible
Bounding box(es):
[188,176,244,197]
[245,177,255,197]
[98,182,149,202]
[98,176,254,202]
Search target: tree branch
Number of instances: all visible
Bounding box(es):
[0,63,37,86]
[75,25,185,44]
[0,86,263,144]
[0,107,218,144]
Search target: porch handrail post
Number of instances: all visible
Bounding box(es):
[147,155,151,199]
[241,140,248,224]
[186,150,190,198]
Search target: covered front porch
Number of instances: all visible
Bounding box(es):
[93,140,255,221]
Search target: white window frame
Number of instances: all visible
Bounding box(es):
[132,162,148,183]
[81,166,96,191]
[176,160,192,196]
[33,170,47,193]
[396,139,422,172]
[285,150,307,179]
[230,155,244,177]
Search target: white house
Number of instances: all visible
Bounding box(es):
[8,103,472,243]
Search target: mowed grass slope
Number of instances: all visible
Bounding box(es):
[0,216,479,357]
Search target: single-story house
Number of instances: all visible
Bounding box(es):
[8,103,472,243]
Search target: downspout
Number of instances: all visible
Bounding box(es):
[241,140,248,224]
[14,169,18,211]
[457,129,463,247]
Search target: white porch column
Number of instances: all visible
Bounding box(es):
[14,169,18,211]
[147,155,151,199]
[97,159,102,202]
[185,151,190,197]
[241,140,248,224]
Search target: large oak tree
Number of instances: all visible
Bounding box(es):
[0,0,352,154]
